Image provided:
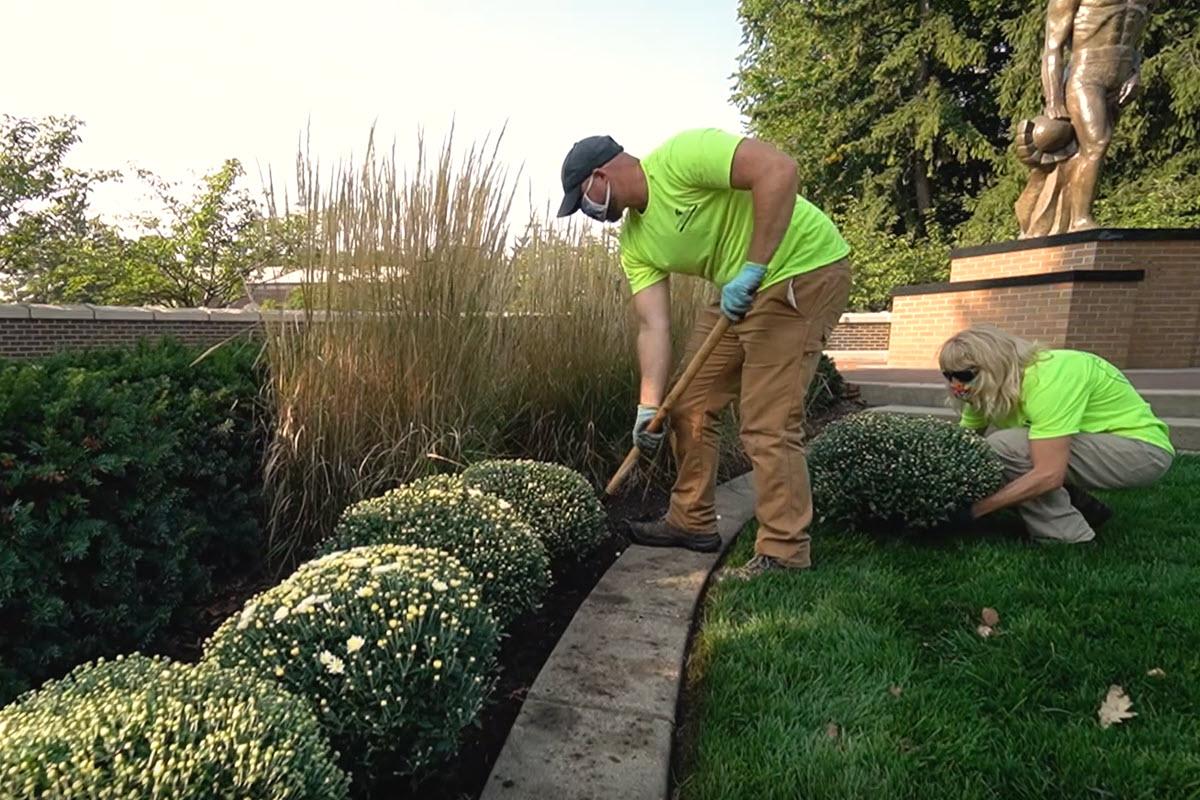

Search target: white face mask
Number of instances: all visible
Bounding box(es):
[579,175,610,222]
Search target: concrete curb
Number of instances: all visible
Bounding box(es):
[481,473,757,800]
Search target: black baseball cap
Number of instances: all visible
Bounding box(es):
[556,135,623,217]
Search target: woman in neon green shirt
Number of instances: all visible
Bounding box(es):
[939,324,1174,543]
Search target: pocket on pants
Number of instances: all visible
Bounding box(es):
[786,264,851,352]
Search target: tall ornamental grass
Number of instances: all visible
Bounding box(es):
[262,129,709,566]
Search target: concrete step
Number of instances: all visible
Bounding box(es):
[1142,390,1200,419]
[866,405,1200,453]
[854,382,1200,420]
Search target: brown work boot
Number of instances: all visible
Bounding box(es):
[626,517,721,553]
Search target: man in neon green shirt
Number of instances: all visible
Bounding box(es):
[556,128,852,577]
[939,325,1175,542]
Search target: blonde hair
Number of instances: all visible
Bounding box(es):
[938,324,1043,421]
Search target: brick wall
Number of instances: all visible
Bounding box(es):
[888,231,1200,369]
[950,241,1106,282]
[890,284,1072,367]
[1064,282,1139,365]
[0,304,894,360]
[0,306,291,360]
[827,313,890,351]
[1120,243,1200,367]
[888,278,1141,368]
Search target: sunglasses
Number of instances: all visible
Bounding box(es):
[942,368,978,384]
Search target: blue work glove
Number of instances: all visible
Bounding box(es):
[632,404,665,455]
[720,262,767,321]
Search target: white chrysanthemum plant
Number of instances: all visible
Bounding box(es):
[323,474,551,627]
[461,459,608,564]
[808,412,1005,533]
[204,544,500,778]
[0,654,350,799]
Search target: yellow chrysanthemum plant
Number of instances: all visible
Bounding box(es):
[323,475,550,627]
[204,544,499,779]
[0,654,350,799]
[461,459,608,565]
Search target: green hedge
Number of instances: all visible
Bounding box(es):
[0,339,265,704]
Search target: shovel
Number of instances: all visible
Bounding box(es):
[604,315,732,496]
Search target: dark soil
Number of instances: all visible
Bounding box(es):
[158,573,274,663]
[806,395,868,439]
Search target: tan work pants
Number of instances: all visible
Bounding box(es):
[665,260,851,568]
[987,428,1174,543]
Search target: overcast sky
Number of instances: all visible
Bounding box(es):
[3,0,747,225]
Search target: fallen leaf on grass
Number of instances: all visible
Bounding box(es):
[889,685,903,698]
[825,722,840,740]
[981,607,1000,627]
[1098,685,1136,729]
[976,624,994,638]
[1146,668,1166,678]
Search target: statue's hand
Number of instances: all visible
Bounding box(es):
[1043,102,1070,120]
[1118,71,1142,107]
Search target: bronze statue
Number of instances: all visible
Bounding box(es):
[1014,0,1156,237]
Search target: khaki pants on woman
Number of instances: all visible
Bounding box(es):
[987,428,1174,542]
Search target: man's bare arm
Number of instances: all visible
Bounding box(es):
[728,138,799,267]
[1042,0,1081,119]
[631,280,672,407]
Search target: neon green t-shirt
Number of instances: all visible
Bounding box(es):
[618,128,850,295]
[960,350,1174,454]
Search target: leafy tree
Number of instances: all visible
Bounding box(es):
[0,115,136,303]
[131,159,270,307]
[835,194,950,311]
[1,117,310,307]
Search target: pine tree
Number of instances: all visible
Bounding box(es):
[735,0,1200,248]
[735,0,1000,236]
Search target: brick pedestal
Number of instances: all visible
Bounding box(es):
[887,229,1200,368]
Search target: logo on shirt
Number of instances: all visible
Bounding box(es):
[674,205,699,233]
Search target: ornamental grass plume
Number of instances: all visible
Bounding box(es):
[259,126,711,569]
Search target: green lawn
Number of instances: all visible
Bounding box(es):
[680,456,1200,800]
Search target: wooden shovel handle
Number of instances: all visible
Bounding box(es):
[604,315,732,496]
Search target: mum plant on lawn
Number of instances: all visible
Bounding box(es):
[461,459,607,563]
[323,475,550,626]
[0,654,349,799]
[204,544,499,779]
[809,412,1004,533]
